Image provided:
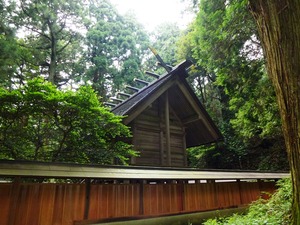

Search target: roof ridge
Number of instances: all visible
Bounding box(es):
[111,60,192,115]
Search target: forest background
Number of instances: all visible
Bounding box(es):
[0,0,289,171]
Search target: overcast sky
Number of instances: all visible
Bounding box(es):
[110,0,194,31]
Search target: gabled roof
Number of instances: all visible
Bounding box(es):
[111,60,223,147]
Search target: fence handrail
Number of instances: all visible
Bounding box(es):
[0,160,289,180]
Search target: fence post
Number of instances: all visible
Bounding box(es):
[139,180,145,216]
[84,179,91,220]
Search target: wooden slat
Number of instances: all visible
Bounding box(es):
[143,184,181,215]
[38,184,56,225]
[0,184,11,225]
[239,182,261,204]
[216,182,241,208]
[1,183,86,225]
[88,184,140,220]
[184,183,218,211]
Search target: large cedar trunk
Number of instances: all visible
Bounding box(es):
[249,0,300,224]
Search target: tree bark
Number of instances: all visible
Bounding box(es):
[48,21,57,85]
[249,0,300,224]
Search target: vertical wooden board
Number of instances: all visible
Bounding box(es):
[150,185,159,215]
[100,185,109,218]
[240,182,250,204]
[157,185,165,213]
[87,185,99,219]
[61,184,76,225]
[122,185,130,216]
[201,183,211,210]
[7,182,21,225]
[216,182,240,209]
[145,184,180,215]
[127,184,138,216]
[183,184,196,211]
[89,184,111,219]
[115,185,124,217]
[143,184,158,215]
[123,184,140,217]
[52,184,65,225]
[183,184,191,211]
[158,185,166,214]
[177,183,184,212]
[108,185,117,218]
[203,183,216,210]
[198,184,207,210]
[72,184,86,222]
[0,184,12,225]
[67,184,85,224]
[167,185,175,212]
[191,184,201,211]
[216,183,227,208]
[24,184,41,225]
[240,182,261,204]
[142,185,149,215]
[143,184,151,215]
[227,182,241,206]
[192,184,200,210]
[170,184,181,213]
[193,183,217,211]
[38,184,56,225]
[199,183,208,210]
[13,184,30,225]
[134,184,141,215]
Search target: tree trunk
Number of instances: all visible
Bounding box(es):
[48,21,57,85]
[249,0,300,224]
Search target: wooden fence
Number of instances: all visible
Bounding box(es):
[0,180,276,225]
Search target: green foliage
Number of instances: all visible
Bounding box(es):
[204,178,292,225]
[0,78,135,164]
[152,22,182,66]
[14,0,85,85]
[84,1,149,99]
[177,0,287,170]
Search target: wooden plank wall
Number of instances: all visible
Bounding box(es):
[0,183,86,225]
[88,184,140,219]
[0,180,276,225]
[132,98,186,167]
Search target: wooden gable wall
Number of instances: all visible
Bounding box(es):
[129,93,187,167]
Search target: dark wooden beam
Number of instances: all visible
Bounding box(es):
[164,91,171,166]
[149,46,172,73]
[182,129,187,167]
[159,98,165,166]
[145,71,160,79]
[156,62,173,71]
[182,115,201,125]
[117,92,131,98]
[110,97,123,103]
[176,80,219,140]
[134,78,149,86]
[126,85,140,92]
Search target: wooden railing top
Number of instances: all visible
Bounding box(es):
[0,160,289,180]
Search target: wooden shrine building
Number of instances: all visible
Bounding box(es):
[0,61,290,225]
[111,60,223,167]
